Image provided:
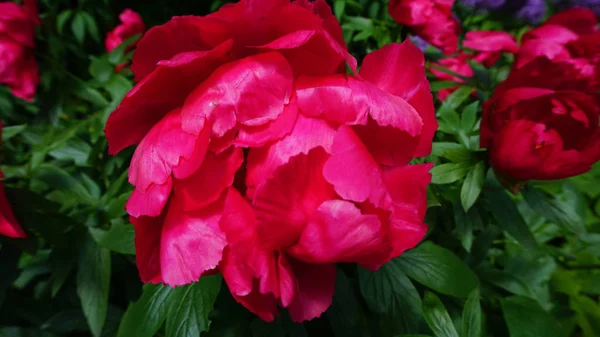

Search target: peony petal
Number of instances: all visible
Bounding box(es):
[0,178,26,238]
[174,148,244,212]
[543,8,598,35]
[349,78,423,137]
[286,258,336,322]
[323,126,390,208]
[296,74,368,125]
[288,200,391,266]
[126,178,173,218]
[105,40,233,154]
[160,195,227,286]
[359,41,427,100]
[235,96,299,148]
[230,281,279,322]
[463,31,518,53]
[180,52,294,137]
[409,84,438,157]
[353,120,419,166]
[246,114,336,196]
[131,215,164,284]
[127,109,203,193]
[131,16,230,81]
[253,147,335,250]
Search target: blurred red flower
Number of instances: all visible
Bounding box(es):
[0,122,25,238]
[0,0,39,101]
[463,30,518,67]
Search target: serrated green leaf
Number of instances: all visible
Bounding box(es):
[422,292,459,337]
[117,284,174,337]
[501,296,566,337]
[438,86,473,118]
[522,187,585,234]
[71,12,87,44]
[396,242,479,298]
[461,162,486,211]
[359,260,422,334]
[166,275,222,337]
[90,222,135,255]
[461,101,479,132]
[462,288,483,337]
[77,235,111,337]
[430,163,471,185]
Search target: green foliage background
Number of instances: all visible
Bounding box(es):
[1,0,599,337]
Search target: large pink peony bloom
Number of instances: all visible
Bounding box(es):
[0,0,39,101]
[105,0,436,322]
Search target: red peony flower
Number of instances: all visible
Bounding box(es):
[516,8,600,84]
[106,0,436,322]
[463,31,519,67]
[0,0,39,101]
[430,53,474,101]
[481,56,600,187]
[105,9,145,53]
[388,0,460,55]
[0,122,25,238]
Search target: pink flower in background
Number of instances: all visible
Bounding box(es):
[430,53,474,100]
[105,0,435,323]
[105,9,145,53]
[0,122,25,238]
[0,0,40,101]
[463,30,519,67]
[388,0,461,54]
[516,8,600,83]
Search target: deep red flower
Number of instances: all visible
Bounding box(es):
[0,122,25,238]
[106,0,435,322]
[481,56,600,185]
[105,9,145,53]
[463,31,519,67]
[430,53,474,101]
[388,0,460,55]
[516,8,600,84]
[0,0,39,101]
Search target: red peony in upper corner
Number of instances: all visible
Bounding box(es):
[104,0,436,323]
[0,0,40,101]
[0,122,26,238]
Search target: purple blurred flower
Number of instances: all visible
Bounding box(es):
[460,0,548,24]
[556,0,600,15]
[459,0,506,9]
[409,35,430,52]
[515,0,547,23]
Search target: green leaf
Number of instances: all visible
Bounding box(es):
[572,295,600,337]
[484,178,537,248]
[90,222,135,255]
[461,101,479,132]
[522,187,586,234]
[328,271,364,337]
[461,162,486,211]
[77,235,111,337]
[89,56,113,83]
[430,81,461,91]
[2,125,26,141]
[71,12,87,44]
[35,164,96,205]
[333,0,345,20]
[359,260,422,334]
[57,10,73,34]
[438,86,472,118]
[166,275,222,337]
[430,163,472,185]
[501,296,565,337]
[0,327,58,337]
[462,289,483,337]
[422,292,459,337]
[396,242,479,298]
[117,284,174,337]
[81,12,100,42]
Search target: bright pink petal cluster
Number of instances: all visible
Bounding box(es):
[0,122,25,238]
[105,0,436,322]
[0,0,39,101]
[388,0,460,54]
[464,31,519,67]
[516,8,600,83]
